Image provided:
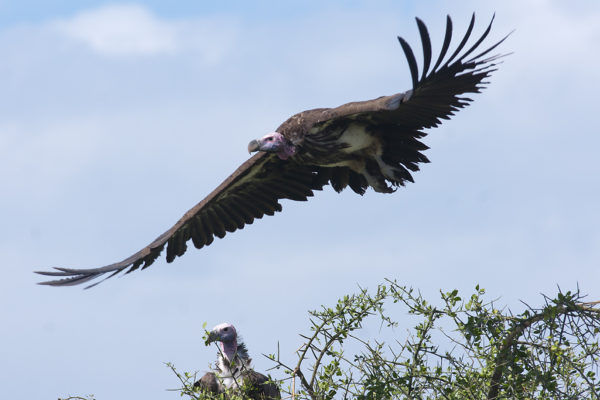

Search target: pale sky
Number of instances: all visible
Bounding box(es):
[1,1,599,399]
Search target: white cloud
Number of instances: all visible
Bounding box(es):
[52,4,178,56]
[50,4,238,62]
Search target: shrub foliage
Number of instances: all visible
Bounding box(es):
[173,280,600,399]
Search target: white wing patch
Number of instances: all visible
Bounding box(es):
[339,124,376,153]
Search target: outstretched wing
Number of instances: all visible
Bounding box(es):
[310,14,510,193]
[321,14,508,127]
[36,152,327,288]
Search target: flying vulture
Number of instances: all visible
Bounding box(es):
[194,323,281,400]
[36,14,509,288]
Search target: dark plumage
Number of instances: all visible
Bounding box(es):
[36,14,509,287]
[194,323,280,400]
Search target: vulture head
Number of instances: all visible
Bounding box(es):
[248,132,297,160]
[206,322,240,362]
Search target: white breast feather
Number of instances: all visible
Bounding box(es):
[216,355,252,390]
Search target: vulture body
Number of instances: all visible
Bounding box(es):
[194,323,280,400]
[36,14,509,287]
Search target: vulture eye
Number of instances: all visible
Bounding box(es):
[224,327,229,331]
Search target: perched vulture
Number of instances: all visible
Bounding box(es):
[36,14,509,288]
[194,323,281,400]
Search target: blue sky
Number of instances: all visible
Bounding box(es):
[1,1,599,399]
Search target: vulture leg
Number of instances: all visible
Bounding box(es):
[375,155,414,186]
[362,159,395,193]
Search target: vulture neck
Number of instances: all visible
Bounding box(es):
[277,141,296,160]
[215,341,251,389]
[220,339,238,363]
[216,341,250,372]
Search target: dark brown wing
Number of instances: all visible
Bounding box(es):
[35,152,327,288]
[194,372,220,395]
[193,370,280,400]
[320,14,509,127]
[308,14,510,193]
[243,370,281,400]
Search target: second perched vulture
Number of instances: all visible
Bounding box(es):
[36,14,509,287]
[194,323,281,400]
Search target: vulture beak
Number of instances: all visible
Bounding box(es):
[248,139,260,153]
[205,330,220,345]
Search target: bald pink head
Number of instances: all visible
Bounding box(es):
[248,132,296,160]
[207,322,238,361]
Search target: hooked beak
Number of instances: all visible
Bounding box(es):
[205,330,219,346]
[248,139,260,153]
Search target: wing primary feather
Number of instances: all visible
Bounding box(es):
[245,193,277,216]
[84,268,127,289]
[190,217,207,249]
[444,13,475,67]
[37,272,99,286]
[313,168,332,189]
[431,15,453,74]
[226,200,255,224]
[104,268,125,280]
[272,178,314,197]
[198,213,215,245]
[35,269,75,276]
[218,202,245,229]
[416,17,432,82]
[173,227,189,258]
[457,13,495,63]
[126,259,144,274]
[467,32,514,63]
[83,279,106,290]
[330,167,349,193]
[348,171,367,195]
[143,245,163,269]
[250,188,280,207]
[212,204,238,232]
[205,208,226,238]
[165,234,178,263]
[397,36,418,89]
[237,198,265,219]
[256,191,284,214]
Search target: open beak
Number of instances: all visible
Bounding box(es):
[248,139,260,153]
